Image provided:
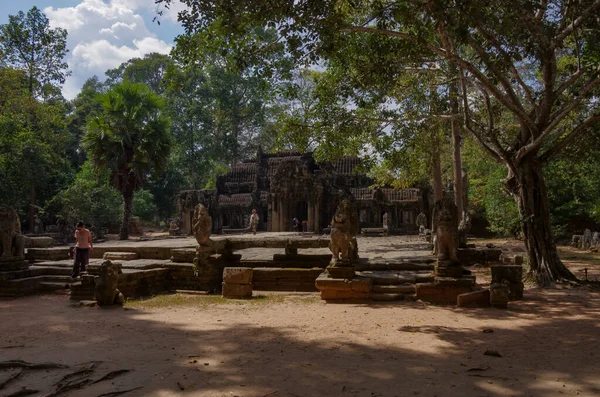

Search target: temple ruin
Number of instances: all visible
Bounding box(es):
[177,151,427,235]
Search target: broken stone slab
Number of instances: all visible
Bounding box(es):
[457,289,491,308]
[315,273,372,293]
[319,289,369,300]
[372,284,415,294]
[416,283,473,305]
[222,282,252,298]
[103,252,138,261]
[490,282,510,309]
[434,276,476,287]
[371,293,404,301]
[491,265,524,300]
[222,267,253,284]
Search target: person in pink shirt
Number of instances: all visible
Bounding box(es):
[71,221,93,279]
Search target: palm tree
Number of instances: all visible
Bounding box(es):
[84,81,171,240]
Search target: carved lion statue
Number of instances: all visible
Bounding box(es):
[432,197,459,263]
[94,260,125,305]
[329,200,359,262]
[0,207,26,260]
[192,204,212,246]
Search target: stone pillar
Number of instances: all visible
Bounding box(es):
[280,200,287,231]
[314,201,320,233]
[307,204,313,233]
[271,195,279,232]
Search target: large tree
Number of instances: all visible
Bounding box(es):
[0,67,71,228]
[84,81,172,240]
[160,0,600,285]
[0,6,70,98]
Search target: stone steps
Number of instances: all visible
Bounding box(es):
[372,284,416,294]
[102,252,138,260]
[29,266,72,276]
[358,270,434,285]
[371,293,405,301]
[0,275,77,297]
[38,281,71,291]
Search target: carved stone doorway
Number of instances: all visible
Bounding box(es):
[296,201,309,224]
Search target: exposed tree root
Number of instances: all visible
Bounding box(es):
[43,362,100,397]
[0,368,23,389]
[5,387,39,397]
[92,369,131,384]
[96,386,143,397]
[0,360,68,370]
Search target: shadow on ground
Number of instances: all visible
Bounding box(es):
[1,287,599,397]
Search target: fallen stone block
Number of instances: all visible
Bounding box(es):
[103,252,138,261]
[491,265,524,300]
[222,282,252,298]
[320,289,369,300]
[222,267,253,284]
[416,283,473,305]
[457,289,491,308]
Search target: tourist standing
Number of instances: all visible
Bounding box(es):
[292,217,300,232]
[72,221,93,279]
[249,209,260,235]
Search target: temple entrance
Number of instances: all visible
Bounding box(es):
[295,201,308,225]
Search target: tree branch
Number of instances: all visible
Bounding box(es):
[344,24,536,136]
[459,68,503,164]
[554,0,600,46]
[473,25,536,108]
[516,76,600,162]
[540,113,600,163]
[554,69,584,98]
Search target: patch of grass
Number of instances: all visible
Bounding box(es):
[124,292,293,310]
[557,246,600,267]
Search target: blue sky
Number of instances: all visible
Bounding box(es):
[0,1,185,99]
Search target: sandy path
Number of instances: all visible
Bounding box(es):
[1,287,599,397]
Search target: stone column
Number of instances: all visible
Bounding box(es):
[307,203,313,233]
[314,201,320,233]
[279,200,286,231]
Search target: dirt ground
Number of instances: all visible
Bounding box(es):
[1,237,600,397]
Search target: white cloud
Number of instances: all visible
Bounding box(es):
[44,0,176,99]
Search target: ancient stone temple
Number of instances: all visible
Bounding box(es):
[177,151,427,234]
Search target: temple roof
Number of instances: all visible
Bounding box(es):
[381,188,420,202]
[221,163,258,184]
[351,187,375,201]
[218,193,254,208]
[333,157,361,174]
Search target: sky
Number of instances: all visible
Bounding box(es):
[0,0,185,99]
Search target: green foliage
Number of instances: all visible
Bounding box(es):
[66,76,106,168]
[48,162,122,236]
[84,80,172,239]
[0,6,70,97]
[0,67,72,220]
[463,137,520,236]
[84,81,172,195]
[545,158,600,237]
[105,53,172,94]
[132,189,158,222]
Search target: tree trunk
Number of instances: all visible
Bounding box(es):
[119,191,134,241]
[450,82,463,219]
[28,184,36,234]
[432,149,443,201]
[510,154,577,286]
